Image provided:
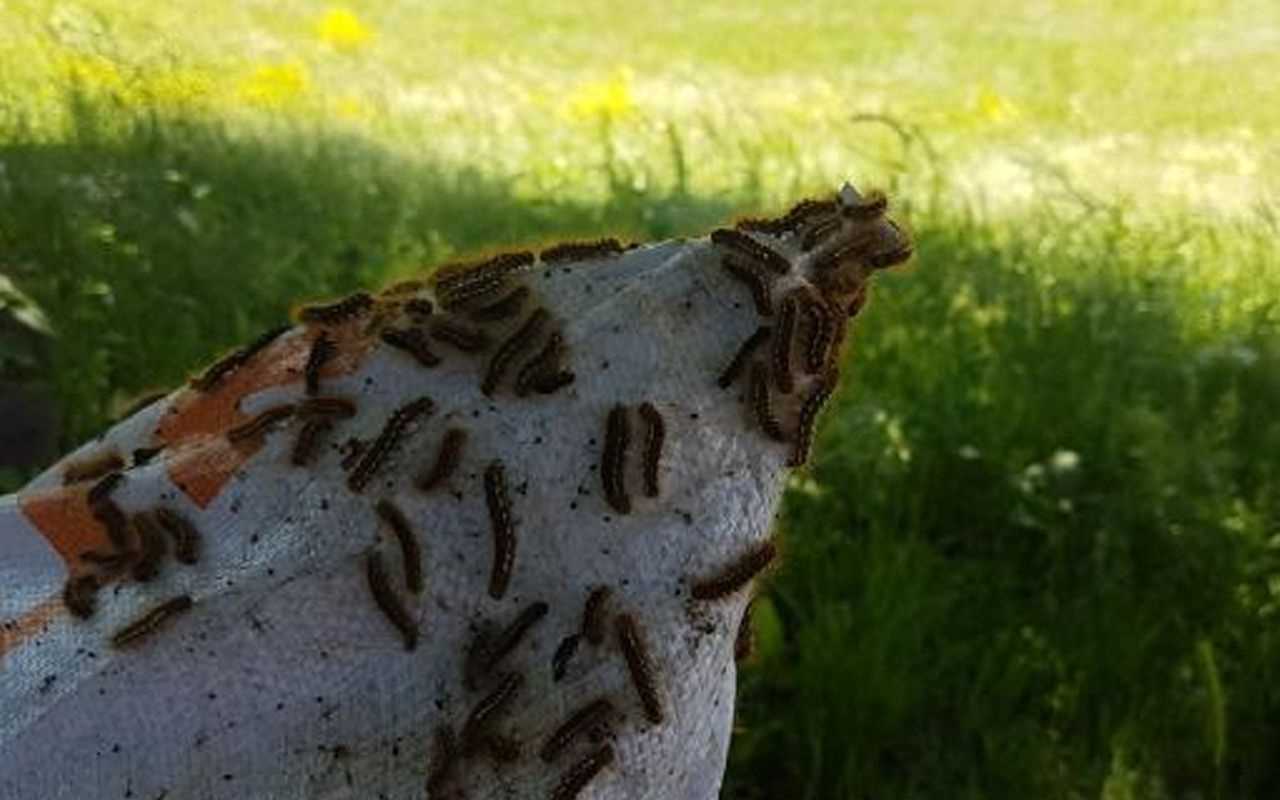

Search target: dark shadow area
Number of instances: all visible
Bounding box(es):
[0,93,747,484]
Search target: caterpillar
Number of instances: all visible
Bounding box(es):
[471,601,548,686]
[513,333,564,397]
[529,369,575,395]
[190,324,291,392]
[809,227,878,273]
[720,254,773,316]
[468,285,530,322]
[601,404,631,515]
[799,294,838,373]
[291,418,332,467]
[539,239,624,264]
[580,587,611,646]
[539,697,614,762]
[484,461,516,600]
[78,550,133,570]
[461,672,523,751]
[155,507,200,565]
[304,331,335,396]
[364,551,418,651]
[416,427,466,492]
[110,595,193,649]
[130,512,168,583]
[404,298,435,318]
[62,574,100,620]
[131,446,163,467]
[86,471,124,507]
[380,327,442,368]
[347,397,434,493]
[690,541,777,601]
[426,725,460,798]
[772,292,800,394]
[549,744,615,800]
[736,198,837,236]
[710,228,791,275]
[718,326,771,389]
[638,402,665,498]
[800,214,844,251]
[435,251,535,295]
[226,404,296,444]
[63,450,125,485]
[868,242,914,270]
[614,612,664,724]
[735,599,756,662]
[298,396,357,419]
[376,499,422,594]
[298,292,374,325]
[428,317,490,352]
[748,362,787,442]
[789,370,837,467]
[92,499,134,553]
[482,308,550,396]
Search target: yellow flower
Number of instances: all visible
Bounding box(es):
[567,67,634,122]
[236,60,311,107]
[975,86,1019,123]
[332,95,367,119]
[316,7,374,52]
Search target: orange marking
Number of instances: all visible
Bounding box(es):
[18,484,112,570]
[157,323,373,507]
[0,596,64,662]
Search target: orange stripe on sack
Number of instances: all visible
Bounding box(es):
[157,323,373,507]
[0,596,65,662]
[18,484,115,570]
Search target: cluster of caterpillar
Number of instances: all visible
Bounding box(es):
[599,402,667,514]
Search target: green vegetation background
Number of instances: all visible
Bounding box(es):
[1,1,1277,797]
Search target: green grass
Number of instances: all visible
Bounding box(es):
[2,1,1278,797]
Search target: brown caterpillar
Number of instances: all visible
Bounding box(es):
[846,286,868,319]
[436,251,535,294]
[809,227,878,273]
[298,396,357,419]
[340,439,366,471]
[789,370,837,467]
[304,331,335,396]
[380,327,442,368]
[130,513,168,583]
[364,551,418,651]
[404,297,435,318]
[429,318,490,352]
[638,402,665,498]
[772,292,802,394]
[580,586,611,646]
[461,672,523,751]
[749,362,787,442]
[551,634,580,682]
[514,332,564,397]
[467,602,549,688]
[190,324,291,392]
[63,450,125,485]
[530,369,575,395]
[426,725,460,798]
[110,594,193,649]
[62,574,100,619]
[347,397,434,493]
[416,427,466,492]
[799,294,838,373]
[721,254,773,316]
[868,242,914,270]
[131,446,163,467]
[484,734,521,764]
[549,744,615,800]
[718,326,771,389]
[690,541,778,600]
[86,471,124,507]
[298,292,374,325]
[736,198,837,236]
[376,499,422,594]
[540,698,614,762]
[468,286,530,322]
[601,404,631,514]
[92,499,134,553]
[615,612,664,724]
[155,507,200,565]
[800,214,844,251]
[291,418,332,467]
[735,599,756,662]
[482,308,550,396]
[484,461,516,600]
[78,550,133,570]
[226,404,296,443]
[710,228,791,275]
[540,239,624,264]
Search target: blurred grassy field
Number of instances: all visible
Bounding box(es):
[2,1,1278,798]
